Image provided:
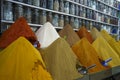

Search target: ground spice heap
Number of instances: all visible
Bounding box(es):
[0,17,37,48]
[0,37,52,80]
[72,38,108,73]
[59,24,80,47]
[101,30,120,57]
[40,38,83,80]
[77,26,93,43]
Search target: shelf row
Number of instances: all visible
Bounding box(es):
[3,0,118,27]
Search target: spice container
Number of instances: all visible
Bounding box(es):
[75,5,79,16]
[64,2,69,14]
[54,0,59,11]
[59,0,64,12]
[33,0,40,6]
[3,2,13,21]
[47,12,52,23]
[40,11,46,24]
[79,19,82,28]
[47,0,53,10]
[74,18,79,29]
[24,0,32,5]
[79,6,83,17]
[52,14,59,26]
[24,7,32,23]
[64,16,69,25]
[59,15,64,27]
[32,9,40,24]
[70,3,75,15]
[40,0,46,8]
[70,17,74,28]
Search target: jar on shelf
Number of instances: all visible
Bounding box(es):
[53,0,59,11]
[89,10,92,19]
[92,0,96,10]
[32,9,40,24]
[86,20,90,30]
[40,0,46,8]
[79,19,82,28]
[64,16,69,25]
[79,6,83,17]
[24,0,32,5]
[52,13,59,26]
[70,3,75,15]
[83,7,86,18]
[83,0,88,6]
[90,21,93,30]
[64,1,69,14]
[86,8,90,18]
[40,10,46,24]
[92,11,96,20]
[58,15,64,27]
[82,19,85,26]
[47,0,53,10]
[79,0,84,5]
[13,4,23,20]
[75,0,79,3]
[74,18,79,29]
[70,17,74,28]
[47,12,52,23]
[24,7,32,23]
[59,0,64,12]
[75,5,79,16]
[33,0,40,6]
[3,2,13,21]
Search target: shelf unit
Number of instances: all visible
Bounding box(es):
[0,0,119,35]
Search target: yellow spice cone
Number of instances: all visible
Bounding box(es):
[92,36,120,67]
[0,37,52,80]
[100,30,120,57]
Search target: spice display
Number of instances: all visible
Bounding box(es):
[77,26,93,44]
[59,0,64,12]
[0,37,53,80]
[64,2,69,14]
[92,36,120,67]
[24,7,32,23]
[3,2,13,21]
[47,0,53,10]
[0,17,37,48]
[100,30,120,57]
[35,22,60,48]
[72,38,108,73]
[47,12,53,23]
[53,0,59,11]
[40,11,46,25]
[33,0,40,6]
[40,38,83,80]
[64,16,69,25]
[58,15,64,27]
[58,24,80,47]
[52,14,59,26]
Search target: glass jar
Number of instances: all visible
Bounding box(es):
[40,11,46,24]
[3,2,13,21]
[59,0,64,12]
[70,17,74,28]
[32,9,40,24]
[33,0,40,6]
[79,19,82,28]
[64,16,69,25]
[40,0,46,8]
[79,6,83,17]
[47,12,52,23]
[24,0,32,5]
[70,3,75,15]
[83,7,86,18]
[64,2,69,14]
[24,7,32,23]
[59,15,64,27]
[54,0,59,11]
[75,5,79,16]
[47,0,53,10]
[74,18,79,29]
[52,14,59,26]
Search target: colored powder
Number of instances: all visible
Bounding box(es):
[100,30,120,57]
[90,27,102,41]
[72,38,108,73]
[0,37,52,80]
[58,24,80,47]
[40,38,83,80]
[0,17,37,48]
[36,22,60,48]
[92,36,120,67]
[77,26,93,43]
